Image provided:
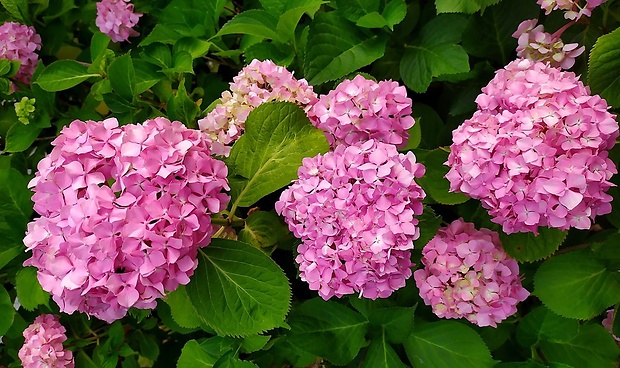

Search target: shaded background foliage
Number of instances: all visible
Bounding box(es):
[0,0,619,367]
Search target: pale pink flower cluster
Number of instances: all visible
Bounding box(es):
[307,75,414,148]
[24,117,230,322]
[512,19,584,69]
[198,59,317,156]
[96,0,142,43]
[603,309,620,341]
[446,59,618,234]
[537,0,607,20]
[0,21,41,84]
[414,219,529,327]
[18,314,74,368]
[276,140,426,300]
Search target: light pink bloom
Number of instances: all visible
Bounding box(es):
[96,0,142,43]
[19,314,74,368]
[414,219,530,327]
[24,117,230,322]
[0,21,41,84]
[307,75,415,148]
[512,19,584,69]
[602,309,620,341]
[537,0,607,20]
[198,59,317,156]
[276,140,426,300]
[446,59,618,234]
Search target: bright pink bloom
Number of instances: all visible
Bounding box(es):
[446,59,618,234]
[0,22,41,84]
[198,59,317,156]
[19,314,74,368]
[24,117,230,322]
[513,19,584,69]
[276,140,426,300]
[96,0,142,43]
[414,219,530,327]
[537,0,607,20]
[602,309,620,341]
[307,75,415,148]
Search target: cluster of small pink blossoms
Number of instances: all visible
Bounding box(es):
[307,75,414,148]
[24,117,230,322]
[538,0,607,20]
[414,219,530,327]
[446,59,618,234]
[276,140,426,300]
[512,19,584,70]
[198,59,317,156]
[18,314,74,368]
[0,21,41,84]
[96,0,142,43]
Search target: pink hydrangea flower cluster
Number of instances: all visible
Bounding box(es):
[602,309,619,341]
[307,75,415,148]
[512,19,584,69]
[537,0,607,20]
[445,59,618,234]
[275,140,426,300]
[18,314,74,368]
[198,59,317,156]
[24,117,230,322]
[0,21,41,84]
[414,219,530,327]
[96,0,142,43]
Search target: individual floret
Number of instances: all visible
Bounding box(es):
[276,140,426,300]
[198,59,317,156]
[445,59,618,234]
[414,219,530,327]
[96,0,142,43]
[19,314,74,368]
[0,21,41,84]
[512,19,584,69]
[307,75,415,148]
[537,0,607,20]
[24,117,230,322]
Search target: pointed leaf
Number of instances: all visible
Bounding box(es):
[16,266,49,311]
[238,211,287,248]
[217,10,281,41]
[500,228,567,262]
[435,0,501,13]
[588,27,620,107]
[417,149,469,205]
[165,285,202,329]
[0,284,14,336]
[362,336,408,368]
[36,60,101,92]
[516,306,579,347]
[539,325,619,368]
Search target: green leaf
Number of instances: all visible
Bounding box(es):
[238,211,287,248]
[134,60,161,94]
[4,123,41,152]
[108,54,136,101]
[416,206,443,247]
[335,0,380,22]
[0,166,33,222]
[167,81,199,127]
[304,12,387,85]
[0,284,14,336]
[168,50,194,74]
[177,338,235,368]
[404,321,495,368]
[287,298,369,365]
[36,60,101,92]
[400,14,469,93]
[417,149,469,205]
[141,25,184,46]
[213,354,259,368]
[244,42,294,66]
[140,43,172,69]
[0,0,29,23]
[500,228,567,262]
[382,0,407,29]
[368,306,415,344]
[435,0,501,13]
[588,27,620,107]
[260,0,287,15]
[276,0,324,42]
[91,32,111,63]
[174,37,212,59]
[226,101,329,208]
[217,10,281,41]
[75,351,99,368]
[16,266,49,311]
[362,336,408,368]
[539,325,619,368]
[516,306,579,347]
[165,285,202,329]
[0,243,23,270]
[239,334,270,354]
[534,250,620,319]
[186,239,291,336]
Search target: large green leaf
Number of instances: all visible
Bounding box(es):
[287,298,369,365]
[217,10,281,41]
[226,101,329,209]
[362,336,408,368]
[435,0,501,13]
[417,149,469,205]
[277,0,324,41]
[165,285,202,329]
[304,12,387,85]
[177,338,236,368]
[404,321,495,368]
[516,306,579,347]
[4,123,41,153]
[186,239,291,336]
[534,250,620,319]
[500,228,567,262]
[588,27,620,107]
[36,60,101,92]
[400,14,469,93]
[16,267,49,311]
[238,211,288,248]
[368,306,415,344]
[539,325,619,368]
[108,54,136,101]
[0,284,14,336]
[335,0,381,22]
